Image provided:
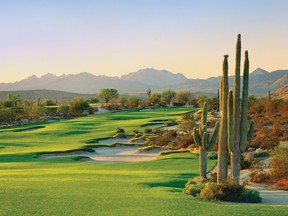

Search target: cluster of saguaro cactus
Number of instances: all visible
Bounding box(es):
[218,34,254,184]
[193,102,220,178]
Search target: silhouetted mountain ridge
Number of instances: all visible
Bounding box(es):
[0,68,287,96]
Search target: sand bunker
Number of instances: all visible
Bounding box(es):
[90,146,162,162]
[38,145,162,162]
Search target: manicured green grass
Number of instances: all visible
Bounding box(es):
[0,107,287,216]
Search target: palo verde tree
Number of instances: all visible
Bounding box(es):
[193,102,220,178]
[176,91,191,105]
[161,89,176,106]
[98,88,119,103]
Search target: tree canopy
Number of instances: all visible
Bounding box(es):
[98,88,119,103]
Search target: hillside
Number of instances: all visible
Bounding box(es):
[0,89,95,102]
[269,84,288,100]
[0,68,287,96]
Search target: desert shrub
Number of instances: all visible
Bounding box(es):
[240,156,253,169]
[249,170,271,183]
[270,146,288,180]
[69,97,90,115]
[114,128,126,138]
[199,182,220,200]
[184,177,207,197]
[144,128,152,134]
[217,179,244,202]
[0,109,15,123]
[116,128,125,133]
[209,172,217,183]
[253,149,269,158]
[57,104,70,116]
[43,100,56,106]
[273,177,288,191]
[171,133,194,149]
[241,189,262,203]
[249,135,279,150]
[208,152,217,160]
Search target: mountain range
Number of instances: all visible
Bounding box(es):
[0,68,287,97]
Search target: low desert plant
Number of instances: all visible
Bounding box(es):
[253,149,269,158]
[273,176,288,191]
[241,189,262,203]
[198,182,220,200]
[183,176,207,197]
[208,152,217,160]
[249,170,271,183]
[270,146,288,181]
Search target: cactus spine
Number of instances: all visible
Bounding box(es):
[227,35,254,183]
[193,102,220,178]
[217,55,229,183]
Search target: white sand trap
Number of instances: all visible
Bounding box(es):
[95,108,110,114]
[162,125,178,130]
[39,145,162,162]
[90,146,162,162]
[97,137,132,144]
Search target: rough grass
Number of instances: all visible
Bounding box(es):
[0,107,287,216]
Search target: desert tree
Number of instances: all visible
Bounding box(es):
[98,88,119,103]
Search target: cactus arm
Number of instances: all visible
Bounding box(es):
[233,34,241,153]
[240,51,249,152]
[200,125,207,137]
[208,121,220,151]
[202,132,208,150]
[220,78,223,113]
[247,120,254,141]
[193,127,202,146]
[228,90,234,152]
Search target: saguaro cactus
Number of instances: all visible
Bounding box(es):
[217,55,229,183]
[193,102,220,178]
[228,36,254,183]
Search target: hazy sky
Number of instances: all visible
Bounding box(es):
[0,0,287,82]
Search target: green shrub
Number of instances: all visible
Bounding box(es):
[218,179,243,202]
[208,152,217,160]
[144,128,152,134]
[241,189,262,203]
[254,149,269,158]
[183,177,206,197]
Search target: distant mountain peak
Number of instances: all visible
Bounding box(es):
[26,75,38,80]
[40,73,56,78]
[251,68,269,76]
[121,68,188,87]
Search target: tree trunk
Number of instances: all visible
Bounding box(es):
[231,151,241,184]
[199,148,207,178]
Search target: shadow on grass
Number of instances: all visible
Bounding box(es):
[144,173,196,190]
[13,126,45,132]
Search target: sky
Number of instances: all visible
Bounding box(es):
[0,0,287,82]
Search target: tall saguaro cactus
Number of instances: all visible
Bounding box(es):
[227,35,254,183]
[217,55,229,183]
[193,102,220,178]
